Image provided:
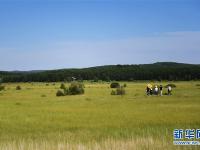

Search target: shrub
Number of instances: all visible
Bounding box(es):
[64,88,70,95]
[110,82,120,88]
[56,90,65,96]
[60,83,66,90]
[67,82,84,95]
[164,83,176,88]
[56,82,85,96]
[16,85,21,90]
[46,83,49,86]
[111,90,116,95]
[0,85,5,91]
[85,98,91,101]
[116,87,126,95]
[123,83,127,87]
[41,94,46,97]
[15,102,21,105]
[111,86,126,95]
[196,84,200,86]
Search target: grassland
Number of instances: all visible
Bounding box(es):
[0,81,200,150]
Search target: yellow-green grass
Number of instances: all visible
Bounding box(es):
[0,81,200,149]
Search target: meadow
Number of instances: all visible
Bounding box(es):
[0,81,200,150]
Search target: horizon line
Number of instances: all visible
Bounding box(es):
[1,61,199,72]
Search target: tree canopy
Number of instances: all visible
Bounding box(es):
[0,62,200,82]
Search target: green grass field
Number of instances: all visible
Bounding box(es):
[0,81,200,150]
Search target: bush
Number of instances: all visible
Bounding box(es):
[16,85,21,90]
[111,90,116,95]
[111,86,126,95]
[123,83,127,87]
[67,82,84,95]
[164,83,176,88]
[41,94,47,97]
[56,82,85,96]
[60,83,66,90]
[0,85,5,91]
[196,84,200,86]
[110,82,120,88]
[64,88,69,95]
[116,87,126,95]
[56,90,65,96]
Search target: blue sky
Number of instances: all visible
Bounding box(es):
[0,0,200,70]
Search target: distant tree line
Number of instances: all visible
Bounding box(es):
[0,62,200,82]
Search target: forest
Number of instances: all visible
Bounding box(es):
[0,62,200,82]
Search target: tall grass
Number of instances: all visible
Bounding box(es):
[0,81,200,149]
[0,137,194,150]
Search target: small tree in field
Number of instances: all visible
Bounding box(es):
[123,83,127,87]
[66,82,84,95]
[56,82,85,96]
[16,85,21,90]
[111,90,116,95]
[60,83,66,90]
[116,87,126,95]
[56,90,65,96]
[111,86,126,96]
[110,82,120,88]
